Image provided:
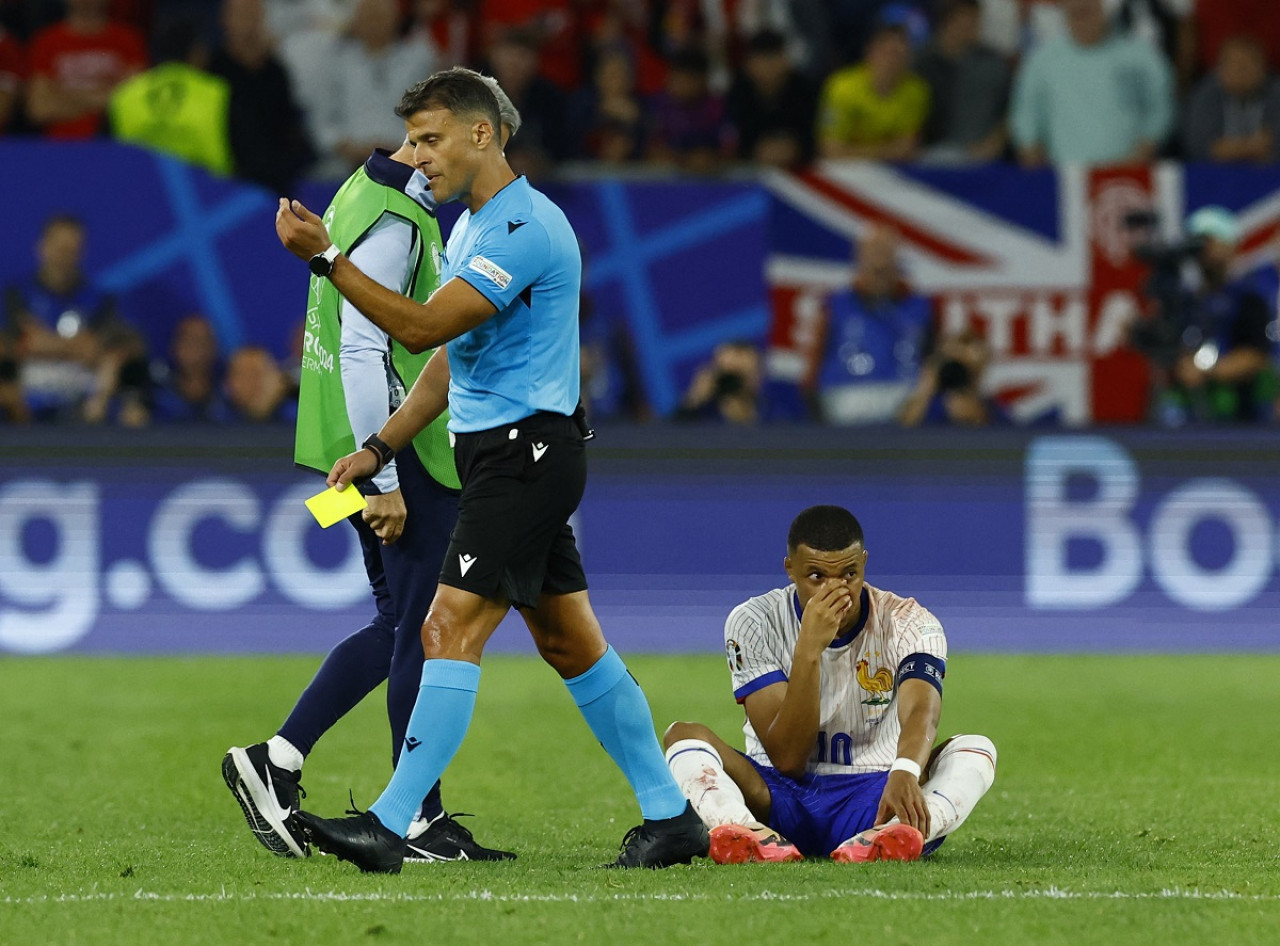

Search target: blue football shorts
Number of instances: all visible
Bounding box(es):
[742,752,946,857]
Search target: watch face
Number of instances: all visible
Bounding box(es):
[309,254,333,277]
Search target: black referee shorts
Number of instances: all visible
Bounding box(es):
[439,410,588,609]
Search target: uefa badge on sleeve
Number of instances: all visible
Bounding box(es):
[725,639,744,672]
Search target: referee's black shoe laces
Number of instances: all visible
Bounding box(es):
[289,800,406,874]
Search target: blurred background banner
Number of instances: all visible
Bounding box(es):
[765,161,1280,425]
[0,140,769,417]
[7,142,1279,427]
[3,426,1278,656]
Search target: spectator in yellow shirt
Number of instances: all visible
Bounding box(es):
[817,23,930,161]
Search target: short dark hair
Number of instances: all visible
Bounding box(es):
[787,505,864,554]
[396,67,502,130]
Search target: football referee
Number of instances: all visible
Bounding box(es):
[224,73,524,867]
[274,67,708,872]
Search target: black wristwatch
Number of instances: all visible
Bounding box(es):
[361,433,395,472]
[309,244,340,277]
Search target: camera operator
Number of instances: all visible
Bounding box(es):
[898,328,1007,427]
[676,339,763,425]
[1162,206,1274,423]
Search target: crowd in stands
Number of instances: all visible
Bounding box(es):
[4,0,1280,181]
[2,0,1279,429]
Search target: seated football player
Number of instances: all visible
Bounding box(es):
[663,504,996,863]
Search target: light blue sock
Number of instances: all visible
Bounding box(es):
[369,659,480,836]
[564,646,688,821]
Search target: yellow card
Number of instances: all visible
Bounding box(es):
[305,485,368,528]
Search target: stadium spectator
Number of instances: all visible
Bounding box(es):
[1010,0,1173,167]
[1009,0,1070,54]
[820,0,931,67]
[474,0,577,88]
[576,1,669,97]
[725,29,817,169]
[815,225,933,426]
[210,0,316,194]
[676,339,762,424]
[262,0,352,37]
[303,0,437,179]
[646,0,719,76]
[720,0,812,63]
[646,45,734,174]
[662,504,997,865]
[1165,206,1276,424]
[109,20,233,175]
[150,313,232,423]
[816,22,929,162]
[0,23,22,134]
[898,328,1006,427]
[481,26,569,176]
[2,213,147,424]
[649,0,810,93]
[223,343,296,423]
[1110,0,1194,90]
[1183,35,1280,165]
[1193,0,1280,79]
[915,0,1009,164]
[775,0,837,81]
[973,0,1023,58]
[0,0,153,38]
[565,46,644,163]
[26,0,146,140]
[408,0,472,70]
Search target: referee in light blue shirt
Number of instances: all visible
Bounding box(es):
[274,67,708,873]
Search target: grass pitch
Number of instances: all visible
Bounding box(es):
[1,653,1277,946]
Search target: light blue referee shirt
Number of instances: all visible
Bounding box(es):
[442,176,582,433]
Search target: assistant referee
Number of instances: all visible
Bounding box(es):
[274,67,708,873]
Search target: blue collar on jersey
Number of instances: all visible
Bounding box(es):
[792,586,872,650]
[364,148,415,194]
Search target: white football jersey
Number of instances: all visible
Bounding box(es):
[724,583,947,776]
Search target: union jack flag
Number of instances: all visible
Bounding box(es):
[763,161,1280,424]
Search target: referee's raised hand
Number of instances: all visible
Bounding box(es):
[275,198,332,261]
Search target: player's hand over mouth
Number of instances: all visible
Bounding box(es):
[799,582,854,652]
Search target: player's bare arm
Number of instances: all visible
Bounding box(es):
[873,678,941,835]
[276,198,498,352]
[745,582,853,778]
[328,348,450,490]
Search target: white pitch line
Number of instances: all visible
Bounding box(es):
[4,886,1280,906]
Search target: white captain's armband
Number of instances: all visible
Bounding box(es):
[896,653,945,695]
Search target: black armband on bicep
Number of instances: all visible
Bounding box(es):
[896,653,945,696]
